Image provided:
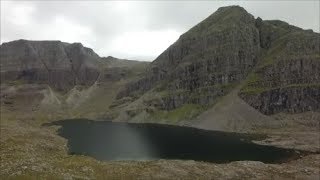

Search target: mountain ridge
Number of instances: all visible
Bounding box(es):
[0,5,319,122]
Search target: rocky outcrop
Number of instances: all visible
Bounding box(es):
[0,40,100,91]
[241,86,320,114]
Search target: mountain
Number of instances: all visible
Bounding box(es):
[113,6,319,123]
[0,41,149,118]
[0,39,100,92]
[117,6,260,103]
[0,6,319,122]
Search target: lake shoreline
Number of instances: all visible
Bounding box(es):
[45,118,314,164]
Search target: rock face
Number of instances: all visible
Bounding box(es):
[241,87,320,114]
[240,19,320,114]
[0,40,100,91]
[116,5,320,115]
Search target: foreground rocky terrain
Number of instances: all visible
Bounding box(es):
[0,110,319,179]
[0,5,319,179]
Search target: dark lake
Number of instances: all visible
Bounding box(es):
[47,119,303,164]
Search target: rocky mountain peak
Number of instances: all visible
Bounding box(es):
[116,5,319,116]
[118,5,260,101]
[211,5,252,20]
[197,5,254,28]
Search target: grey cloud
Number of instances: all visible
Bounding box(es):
[29,2,129,41]
[1,1,319,61]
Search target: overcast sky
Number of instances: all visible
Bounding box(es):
[1,1,319,61]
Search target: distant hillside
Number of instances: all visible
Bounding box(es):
[102,56,149,68]
[97,56,149,82]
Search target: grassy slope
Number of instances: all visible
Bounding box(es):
[69,60,150,119]
[148,104,205,124]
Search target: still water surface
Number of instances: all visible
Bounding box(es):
[48,119,302,163]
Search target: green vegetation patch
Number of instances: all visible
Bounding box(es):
[6,79,27,86]
[240,83,320,95]
[150,104,205,123]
